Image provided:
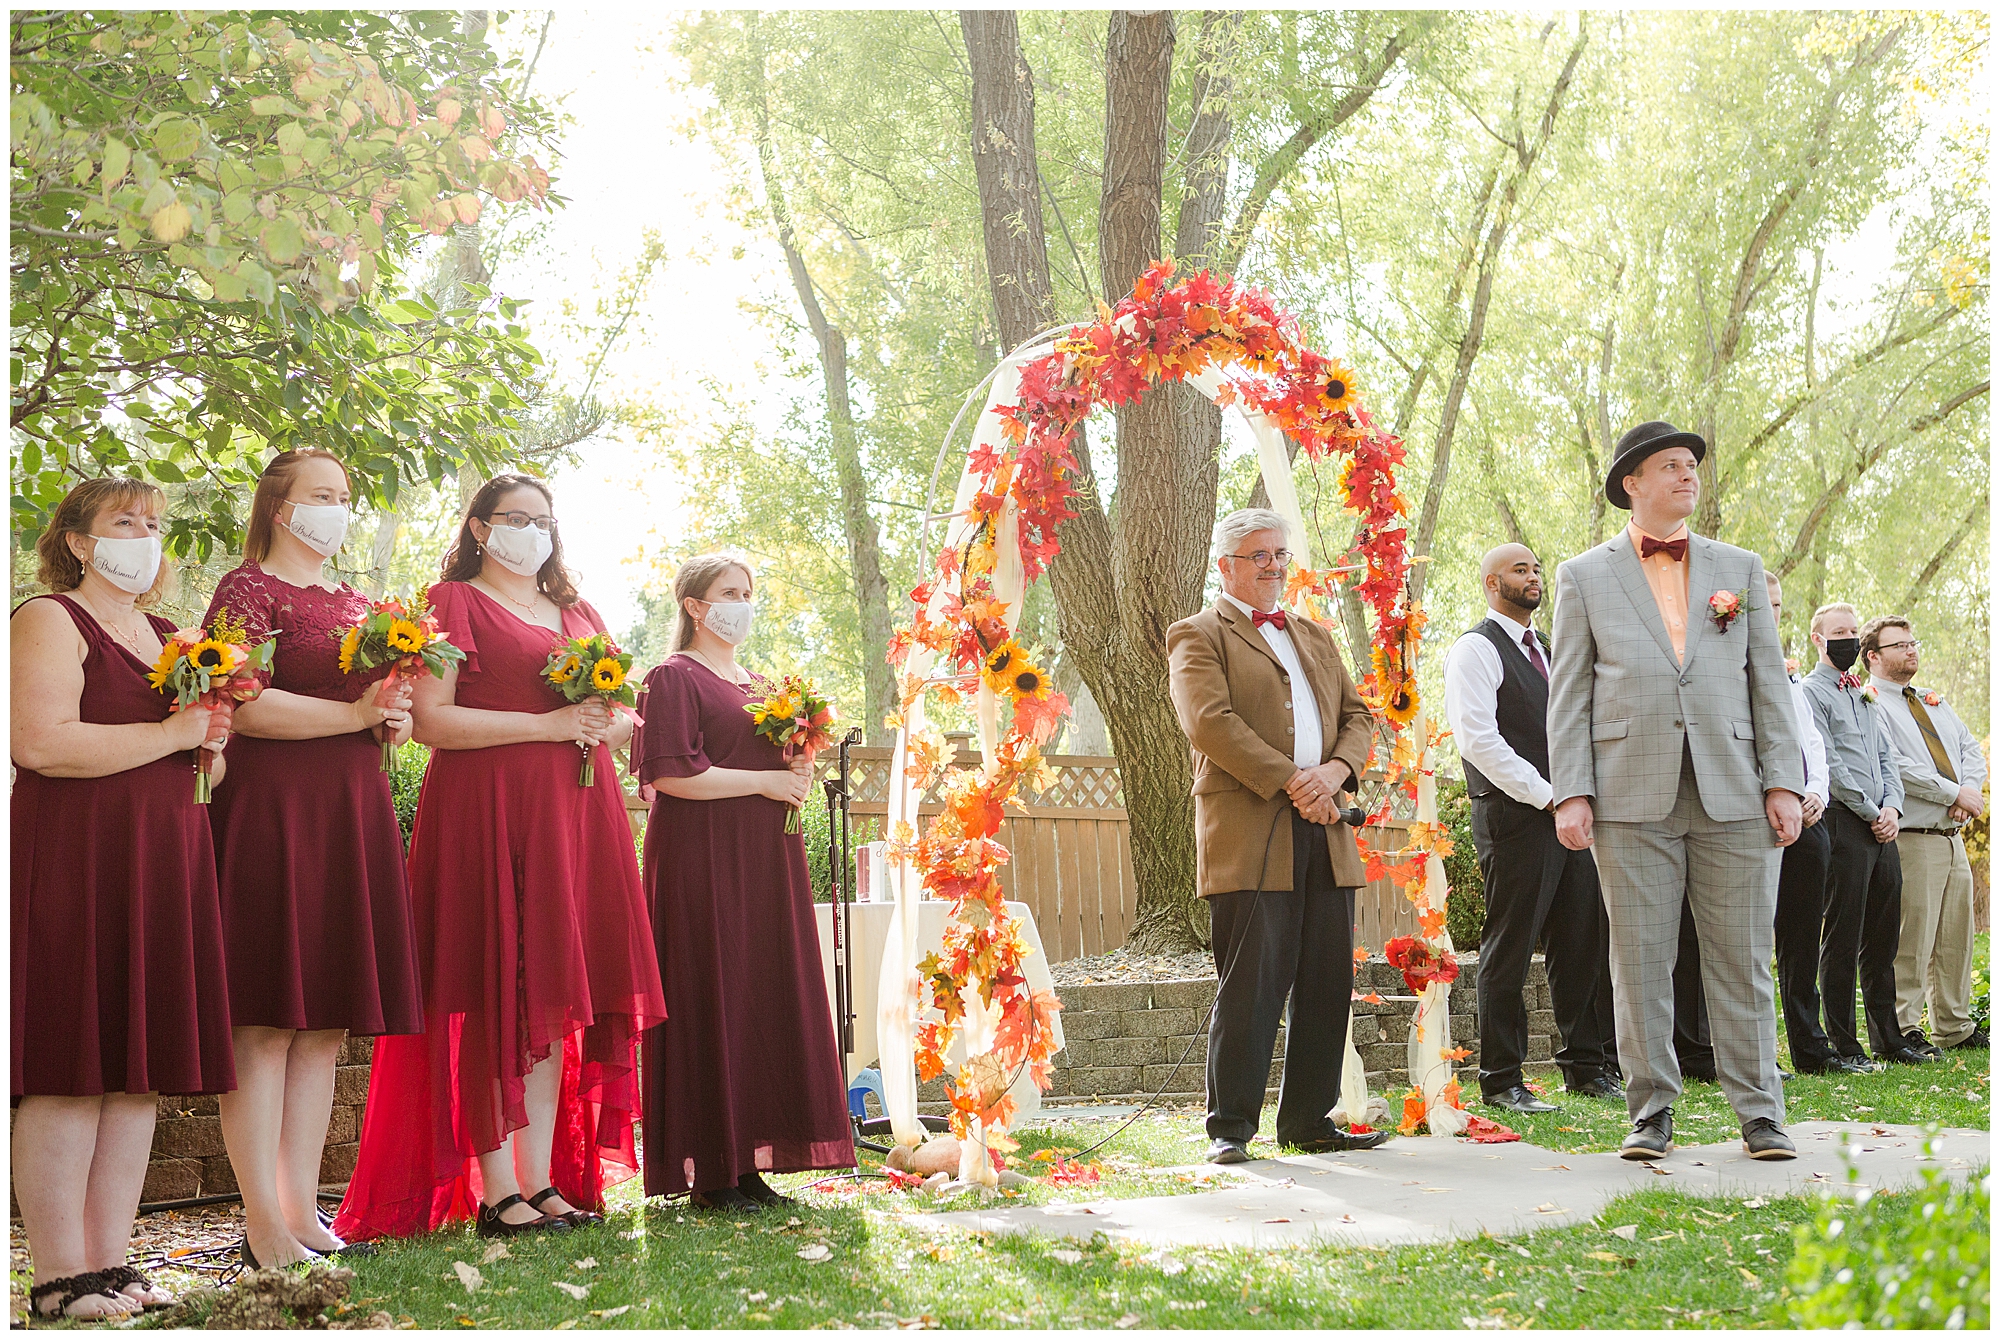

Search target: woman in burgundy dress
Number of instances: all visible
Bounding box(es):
[11,479,233,1319]
[638,553,854,1211]
[334,474,666,1241]
[206,448,422,1268]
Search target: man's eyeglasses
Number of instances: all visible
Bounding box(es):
[1875,639,1920,653]
[486,511,557,533]
[1224,548,1293,569]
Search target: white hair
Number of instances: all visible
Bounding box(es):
[1213,507,1292,561]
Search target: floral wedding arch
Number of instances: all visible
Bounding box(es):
[874,261,1467,1186]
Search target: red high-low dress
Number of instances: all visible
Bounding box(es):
[10,595,235,1099]
[637,654,854,1196]
[333,582,665,1239]
[203,562,422,1036]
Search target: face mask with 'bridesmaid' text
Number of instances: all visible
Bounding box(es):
[482,519,554,577]
[88,534,162,594]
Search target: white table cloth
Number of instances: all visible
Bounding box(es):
[815,900,1067,1120]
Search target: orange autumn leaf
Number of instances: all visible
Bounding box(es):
[1418,908,1447,938]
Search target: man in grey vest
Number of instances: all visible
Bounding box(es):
[1548,421,1804,1161]
[1443,543,1620,1113]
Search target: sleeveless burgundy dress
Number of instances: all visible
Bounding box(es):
[203,563,422,1035]
[11,594,235,1098]
[333,582,666,1240]
[637,654,854,1195]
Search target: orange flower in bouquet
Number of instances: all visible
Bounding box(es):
[745,674,837,832]
[147,608,276,803]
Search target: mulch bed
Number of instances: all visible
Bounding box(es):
[1048,947,1216,987]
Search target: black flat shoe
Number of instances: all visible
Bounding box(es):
[476,1193,569,1238]
[527,1186,605,1228]
[690,1186,764,1213]
[1566,1074,1626,1099]
[1485,1084,1557,1113]
[737,1171,799,1208]
[311,1209,379,1259]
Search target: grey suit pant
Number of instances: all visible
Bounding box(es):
[1592,752,1785,1126]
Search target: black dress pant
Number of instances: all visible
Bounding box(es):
[1470,792,1618,1096]
[1822,805,1904,1058]
[1673,897,1716,1079]
[1774,817,1836,1069]
[1205,812,1354,1145]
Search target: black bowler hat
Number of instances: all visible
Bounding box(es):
[1604,420,1706,509]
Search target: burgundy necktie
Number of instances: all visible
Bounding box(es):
[1252,608,1287,631]
[1640,534,1688,562]
[1522,629,1549,680]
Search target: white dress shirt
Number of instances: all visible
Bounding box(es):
[1787,675,1830,808]
[1221,593,1322,769]
[1869,675,1988,830]
[1442,610,1553,810]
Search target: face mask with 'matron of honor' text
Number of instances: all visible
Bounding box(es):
[701,600,753,646]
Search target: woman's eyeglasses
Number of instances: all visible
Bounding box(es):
[486,511,557,533]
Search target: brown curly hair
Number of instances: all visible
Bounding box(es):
[438,473,580,607]
[35,477,173,607]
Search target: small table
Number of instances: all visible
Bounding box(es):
[814,899,1067,1120]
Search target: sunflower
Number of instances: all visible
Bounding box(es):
[147,642,182,690]
[337,626,363,675]
[981,640,1028,693]
[188,639,235,676]
[1380,675,1421,727]
[1319,358,1359,414]
[549,653,581,685]
[386,618,426,654]
[1007,661,1051,702]
[591,657,626,693]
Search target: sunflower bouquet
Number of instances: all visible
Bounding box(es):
[543,632,637,787]
[148,608,277,803]
[331,592,467,772]
[745,675,838,832]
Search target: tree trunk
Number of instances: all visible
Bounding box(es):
[751,21,897,742]
[960,10,1059,343]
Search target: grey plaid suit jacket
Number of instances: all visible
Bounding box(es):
[1548,531,1803,824]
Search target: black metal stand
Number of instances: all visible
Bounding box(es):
[825,728,890,1156]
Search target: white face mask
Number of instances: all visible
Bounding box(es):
[701,600,754,646]
[87,534,163,595]
[481,519,553,577]
[284,502,349,557]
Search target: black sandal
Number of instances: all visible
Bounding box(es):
[100,1265,174,1311]
[476,1192,569,1238]
[689,1186,764,1213]
[737,1171,799,1208]
[314,1207,379,1259]
[526,1186,604,1228]
[28,1271,129,1323]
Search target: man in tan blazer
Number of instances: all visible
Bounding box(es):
[1167,508,1387,1163]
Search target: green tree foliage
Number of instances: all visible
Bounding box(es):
[10,9,558,559]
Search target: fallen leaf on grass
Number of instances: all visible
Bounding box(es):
[590,1306,631,1319]
[573,1257,598,1270]
[1609,1225,1639,1241]
[1263,1217,1292,1223]
[480,1243,511,1265]
[552,1281,590,1301]
[1740,1197,1766,1209]
[552,1320,577,1331]
[618,1229,644,1240]
[797,1244,832,1263]
[1646,1233,1677,1242]
[1556,1126,1579,1133]
[1050,1249,1083,1265]
[1114,1314,1140,1329]
[748,1292,768,1304]
[452,1262,484,1294]
[747,1313,772,1323]
[1736,1267,1761,1287]
[1157,1257,1186,1276]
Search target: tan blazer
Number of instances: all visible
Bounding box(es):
[1166,600,1375,895]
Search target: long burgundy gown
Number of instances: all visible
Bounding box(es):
[333,582,666,1240]
[11,594,235,1098]
[203,563,422,1036]
[637,653,854,1196]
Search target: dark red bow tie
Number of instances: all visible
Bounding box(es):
[1251,608,1288,630]
[1640,534,1688,562]
[1839,671,1864,691]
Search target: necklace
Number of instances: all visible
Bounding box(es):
[75,590,150,658]
[685,645,747,686]
[482,579,543,621]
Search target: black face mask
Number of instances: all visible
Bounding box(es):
[1823,637,1860,672]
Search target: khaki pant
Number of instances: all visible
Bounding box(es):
[1892,831,1976,1046]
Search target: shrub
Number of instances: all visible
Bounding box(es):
[389,740,429,848]
[1437,777,1485,948]
[1787,1132,1991,1330]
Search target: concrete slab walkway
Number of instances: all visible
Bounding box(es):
[918,1122,1989,1250]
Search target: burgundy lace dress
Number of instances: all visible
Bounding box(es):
[11,595,235,1098]
[202,562,422,1035]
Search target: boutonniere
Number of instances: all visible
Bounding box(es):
[1708,588,1746,632]
[1785,656,1800,677]
[1860,683,1879,704]
[1922,690,1943,708]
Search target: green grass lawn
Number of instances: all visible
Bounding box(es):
[67,934,1997,1330]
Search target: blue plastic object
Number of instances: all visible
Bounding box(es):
[847,1066,886,1119]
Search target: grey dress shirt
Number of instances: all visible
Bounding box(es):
[1869,676,1988,830]
[1801,662,1905,822]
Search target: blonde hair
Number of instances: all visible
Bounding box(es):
[244,447,347,563]
[673,552,754,650]
[1809,602,1858,637]
[36,478,173,607]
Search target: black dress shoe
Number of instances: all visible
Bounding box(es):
[1207,1137,1251,1165]
[1680,1066,1718,1085]
[1484,1084,1557,1113]
[1884,1045,1940,1066]
[690,1186,764,1213]
[1565,1074,1625,1099]
[1286,1128,1390,1153]
[1950,1029,1989,1050]
[1741,1118,1796,1160]
[1833,1054,1884,1074]
[737,1171,799,1208]
[1620,1110,1674,1160]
